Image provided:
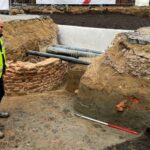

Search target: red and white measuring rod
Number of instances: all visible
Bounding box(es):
[75,113,139,135]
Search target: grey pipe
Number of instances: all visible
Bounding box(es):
[52,44,102,54]
[47,46,99,57]
[27,50,91,65]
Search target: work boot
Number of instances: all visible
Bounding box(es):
[0,130,4,139]
[0,112,9,118]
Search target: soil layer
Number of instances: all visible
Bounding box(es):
[49,12,150,30]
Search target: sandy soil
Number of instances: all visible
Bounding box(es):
[0,90,136,150]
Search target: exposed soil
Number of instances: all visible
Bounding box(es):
[3,16,57,62]
[75,29,150,132]
[105,128,150,150]
[0,90,136,150]
[49,12,150,30]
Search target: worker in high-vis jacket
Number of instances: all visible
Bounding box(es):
[0,18,9,139]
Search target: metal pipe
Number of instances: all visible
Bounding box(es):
[52,44,102,54]
[47,46,99,57]
[27,50,91,65]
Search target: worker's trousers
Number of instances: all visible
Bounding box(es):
[0,78,5,102]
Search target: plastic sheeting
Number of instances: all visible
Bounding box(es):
[0,0,9,10]
[36,0,116,4]
[135,0,149,6]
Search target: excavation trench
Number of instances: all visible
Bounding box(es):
[2,16,150,132]
[0,13,149,150]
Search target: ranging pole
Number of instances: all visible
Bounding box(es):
[75,113,139,135]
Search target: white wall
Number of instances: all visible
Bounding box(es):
[135,0,149,6]
[58,25,131,53]
[0,0,9,10]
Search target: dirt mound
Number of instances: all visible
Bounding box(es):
[104,28,150,80]
[75,27,150,132]
[3,16,58,62]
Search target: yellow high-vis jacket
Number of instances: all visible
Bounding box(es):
[0,35,6,78]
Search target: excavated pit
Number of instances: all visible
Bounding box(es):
[0,10,149,149]
[2,16,69,96]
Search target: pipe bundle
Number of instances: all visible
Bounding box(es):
[27,44,103,65]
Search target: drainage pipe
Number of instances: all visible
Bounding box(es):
[27,50,91,65]
[47,46,99,57]
[52,44,102,54]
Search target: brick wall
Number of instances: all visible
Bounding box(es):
[4,58,69,96]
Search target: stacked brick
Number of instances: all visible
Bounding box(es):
[4,58,69,96]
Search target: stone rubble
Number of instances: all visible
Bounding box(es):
[104,27,150,80]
